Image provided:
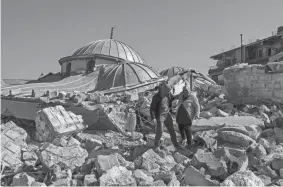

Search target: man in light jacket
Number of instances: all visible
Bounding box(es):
[176,83,200,147]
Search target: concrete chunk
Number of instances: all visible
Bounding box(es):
[184,166,219,186]
[218,130,256,148]
[220,170,264,186]
[133,169,154,184]
[39,143,88,170]
[192,116,264,132]
[95,154,120,176]
[35,105,86,142]
[11,172,35,186]
[83,174,98,186]
[99,166,137,186]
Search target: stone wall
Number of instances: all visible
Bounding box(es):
[223,62,283,104]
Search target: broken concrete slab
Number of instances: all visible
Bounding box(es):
[256,166,278,180]
[191,149,228,179]
[133,169,154,184]
[220,170,264,186]
[141,158,160,174]
[252,144,267,159]
[99,166,137,186]
[154,171,177,184]
[52,136,81,147]
[22,151,38,167]
[39,143,88,170]
[11,172,35,186]
[168,179,180,187]
[95,154,120,176]
[80,158,96,174]
[73,92,87,103]
[31,181,47,186]
[141,149,167,166]
[83,174,98,186]
[271,153,283,171]
[1,121,28,172]
[258,175,271,186]
[218,130,255,148]
[35,105,86,142]
[184,166,219,186]
[192,116,264,132]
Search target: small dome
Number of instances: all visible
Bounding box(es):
[160,66,185,78]
[94,61,162,92]
[72,39,145,64]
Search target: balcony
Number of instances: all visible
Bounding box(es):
[246,51,271,65]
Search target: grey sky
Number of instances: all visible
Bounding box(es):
[2,0,283,79]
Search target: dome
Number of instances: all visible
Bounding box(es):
[72,39,145,64]
[94,61,163,93]
[160,66,185,78]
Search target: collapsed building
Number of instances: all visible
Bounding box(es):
[1,34,283,186]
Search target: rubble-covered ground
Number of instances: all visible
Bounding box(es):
[1,73,283,186]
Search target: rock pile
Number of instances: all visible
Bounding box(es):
[1,70,283,186]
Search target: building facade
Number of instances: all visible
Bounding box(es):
[209,26,283,84]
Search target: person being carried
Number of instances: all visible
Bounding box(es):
[150,82,181,151]
[176,83,200,148]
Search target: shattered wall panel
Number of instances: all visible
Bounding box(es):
[223,62,283,104]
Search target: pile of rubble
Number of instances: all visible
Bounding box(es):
[1,72,283,186]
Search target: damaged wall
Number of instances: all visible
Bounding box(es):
[223,62,283,104]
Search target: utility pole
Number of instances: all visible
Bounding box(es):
[240,34,243,63]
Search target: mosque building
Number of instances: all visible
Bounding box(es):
[59,28,145,77]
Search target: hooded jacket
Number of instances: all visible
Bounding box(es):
[176,91,200,121]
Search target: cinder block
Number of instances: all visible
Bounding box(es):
[259,75,272,81]
[235,76,245,82]
[251,83,265,89]
[273,82,281,90]
[274,90,283,98]
[250,75,258,81]
[265,83,274,90]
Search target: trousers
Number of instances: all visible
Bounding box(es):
[154,114,179,148]
[178,122,192,146]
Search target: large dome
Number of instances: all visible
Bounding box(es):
[94,61,163,93]
[72,39,145,64]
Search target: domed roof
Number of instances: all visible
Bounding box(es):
[160,66,185,78]
[72,39,145,64]
[94,61,162,93]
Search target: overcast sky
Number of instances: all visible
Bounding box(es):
[2,0,283,79]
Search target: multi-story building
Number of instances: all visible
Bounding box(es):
[209,26,283,84]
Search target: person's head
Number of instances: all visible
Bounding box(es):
[159,82,171,97]
[183,85,190,98]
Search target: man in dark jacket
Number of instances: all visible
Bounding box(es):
[150,82,180,150]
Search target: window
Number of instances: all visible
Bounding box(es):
[268,48,272,56]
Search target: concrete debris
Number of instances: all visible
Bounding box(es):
[153,171,177,184]
[95,154,121,176]
[133,169,154,184]
[191,149,228,179]
[11,172,35,186]
[35,105,86,142]
[22,151,38,167]
[220,170,264,186]
[1,121,28,172]
[39,142,88,170]
[99,166,137,186]
[217,130,255,148]
[52,135,81,147]
[184,166,219,186]
[83,174,98,186]
[2,64,283,186]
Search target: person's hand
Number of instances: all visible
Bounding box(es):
[152,119,157,125]
[194,116,201,120]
